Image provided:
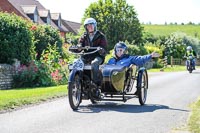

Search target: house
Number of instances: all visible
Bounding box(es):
[0,0,81,39]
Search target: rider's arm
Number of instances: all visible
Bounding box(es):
[98,34,108,57]
[130,55,152,67]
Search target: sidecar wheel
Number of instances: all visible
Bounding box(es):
[137,70,148,105]
[68,74,82,110]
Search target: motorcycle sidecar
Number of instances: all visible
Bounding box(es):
[99,64,148,105]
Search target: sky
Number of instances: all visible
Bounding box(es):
[38,0,200,24]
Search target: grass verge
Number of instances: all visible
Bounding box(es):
[0,85,67,112]
[149,65,199,72]
[188,98,200,133]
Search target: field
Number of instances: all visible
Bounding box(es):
[143,24,200,39]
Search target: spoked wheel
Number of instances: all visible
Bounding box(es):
[137,70,148,105]
[68,74,82,110]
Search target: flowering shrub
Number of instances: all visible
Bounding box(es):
[30,24,63,60]
[13,43,69,88]
[13,61,39,87]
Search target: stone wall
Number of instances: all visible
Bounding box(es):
[0,64,15,90]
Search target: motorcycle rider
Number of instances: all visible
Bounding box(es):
[107,42,160,67]
[78,17,108,97]
[184,46,197,70]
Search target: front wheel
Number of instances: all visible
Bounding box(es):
[68,74,82,110]
[137,70,148,105]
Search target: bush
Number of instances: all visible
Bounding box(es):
[13,44,69,88]
[0,12,33,64]
[13,61,39,87]
[31,24,63,60]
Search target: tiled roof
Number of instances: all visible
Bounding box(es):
[63,20,81,34]
[8,0,45,9]
[7,0,80,34]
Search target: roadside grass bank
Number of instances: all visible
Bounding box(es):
[188,98,200,133]
[148,65,199,72]
[0,85,67,112]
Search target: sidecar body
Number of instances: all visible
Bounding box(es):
[100,65,137,93]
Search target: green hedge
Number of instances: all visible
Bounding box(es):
[31,24,63,60]
[0,12,33,64]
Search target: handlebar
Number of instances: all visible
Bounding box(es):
[68,46,102,55]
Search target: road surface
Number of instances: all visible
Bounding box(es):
[0,70,200,133]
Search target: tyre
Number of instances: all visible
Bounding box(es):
[137,70,148,105]
[68,74,82,110]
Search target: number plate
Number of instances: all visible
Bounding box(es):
[69,59,84,70]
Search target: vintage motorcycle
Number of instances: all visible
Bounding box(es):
[185,55,195,73]
[68,46,148,110]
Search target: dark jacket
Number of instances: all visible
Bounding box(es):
[79,30,107,63]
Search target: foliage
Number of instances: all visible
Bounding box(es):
[82,0,143,50]
[125,41,148,55]
[35,44,68,86]
[163,32,199,58]
[30,24,63,60]
[144,42,164,56]
[13,61,39,87]
[0,12,33,64]
[13,44,68,88]
[65,32,79,45]
[62,43,76,64]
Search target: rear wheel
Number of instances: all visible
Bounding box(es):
[68,74,82,110]
[137,70,148,105]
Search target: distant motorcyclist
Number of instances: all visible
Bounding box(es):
[184,46,197,70]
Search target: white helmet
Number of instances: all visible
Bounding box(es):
[186,46,192,51]
[84,18,97,31]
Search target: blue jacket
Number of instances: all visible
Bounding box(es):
[107,54,152,67]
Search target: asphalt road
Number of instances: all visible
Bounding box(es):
[0,69,200,133]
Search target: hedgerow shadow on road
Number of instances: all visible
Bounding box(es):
[75,102,188,113]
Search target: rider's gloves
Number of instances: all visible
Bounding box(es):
[77,44,82,51]
[98,47,106,56]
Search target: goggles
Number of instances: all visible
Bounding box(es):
[116,48,125,54]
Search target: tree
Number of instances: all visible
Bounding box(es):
[82,0,143,50]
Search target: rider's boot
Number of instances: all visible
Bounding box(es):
[91,81,101,99]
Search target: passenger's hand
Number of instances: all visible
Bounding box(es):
[151,52,160,58]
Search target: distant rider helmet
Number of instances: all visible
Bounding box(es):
[84,17,97,32]
[186,46,192,51]
[114,42,128,58]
